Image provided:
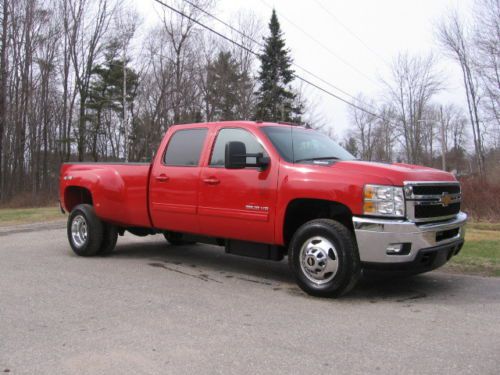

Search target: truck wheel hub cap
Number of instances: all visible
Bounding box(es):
[71,215,88,248]
[300,236,339,284]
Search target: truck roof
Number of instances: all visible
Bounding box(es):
[169,120,300,130]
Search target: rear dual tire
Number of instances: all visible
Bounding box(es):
[67,204,118,256]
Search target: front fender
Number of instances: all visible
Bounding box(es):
[274,163,393,245]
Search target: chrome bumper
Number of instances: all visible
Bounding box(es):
[352,212,467,264]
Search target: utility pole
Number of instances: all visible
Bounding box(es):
[0,0,8,200]
[123,40,128,162]
[439,106,447,171]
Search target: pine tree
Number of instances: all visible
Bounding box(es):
[254,9,301,123]
[87,43,139,161]
[343,136,359,157]
[206,51,251,121]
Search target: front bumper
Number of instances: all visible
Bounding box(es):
[352,212,467,271]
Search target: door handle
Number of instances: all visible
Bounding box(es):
[203,177,220,185]
[156,174,169,182]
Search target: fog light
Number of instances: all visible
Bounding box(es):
[386,243,411,255]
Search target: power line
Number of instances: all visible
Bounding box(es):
[258,0,381,87]
[312,0,392,66]
[178,0,380,113]
[151,0,390,123]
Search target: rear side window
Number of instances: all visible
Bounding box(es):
[210,128,266,167]
[164,128,208,166]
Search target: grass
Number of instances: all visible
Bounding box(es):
[0,206,64,226]
[444,222,500,277]
[466,221,500,231]
[0,206,498,277]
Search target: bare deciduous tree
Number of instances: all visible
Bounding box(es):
[436,9,486,175]
[69,0,115,161]
[382,52,442,164]
[0,0,497,207]
[474,0,500,149]
[373,105,397,162]
[160,0,213,123]
[348,94,377,161]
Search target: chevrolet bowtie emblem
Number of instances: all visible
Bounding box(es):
[440,192,452,207]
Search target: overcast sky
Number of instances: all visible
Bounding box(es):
[135,0,473,138]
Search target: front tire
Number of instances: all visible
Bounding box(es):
[67,204,103,256]
[289,219,360,297]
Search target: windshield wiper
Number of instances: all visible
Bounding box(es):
[294,156,341,163]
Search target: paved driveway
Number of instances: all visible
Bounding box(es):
[1,223,499,374]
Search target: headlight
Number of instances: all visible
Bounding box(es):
[363,184,405,217]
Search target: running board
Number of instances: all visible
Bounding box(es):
[225,240,284,261]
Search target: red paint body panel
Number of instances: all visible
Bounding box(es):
[59,121,458,246]
[197,125,279,243]
[59,163,152,228]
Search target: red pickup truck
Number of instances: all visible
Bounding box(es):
[59,121,466,297]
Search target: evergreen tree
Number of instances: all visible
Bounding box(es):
[254,10,302,123]
[206,51,249,121]
[343,136,359,157]
[87,42,139,160]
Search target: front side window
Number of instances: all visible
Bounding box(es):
[164,128,208,166]
[210,128,267,167]
[261,126,355,163]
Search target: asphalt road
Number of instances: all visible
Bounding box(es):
[1,222,499,375]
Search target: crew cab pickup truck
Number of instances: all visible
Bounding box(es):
[59,121,467,297]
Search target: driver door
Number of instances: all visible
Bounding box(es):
[198,127,278,244]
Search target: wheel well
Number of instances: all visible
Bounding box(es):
[283,199,353,246]
[64,186,93,212]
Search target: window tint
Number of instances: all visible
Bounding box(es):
[164,128,208,166]
[210,128,266,167]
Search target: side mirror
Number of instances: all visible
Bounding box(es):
[225,141,246,169]
[224,141,270,171]
[256,154,270,170]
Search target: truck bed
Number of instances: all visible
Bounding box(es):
[60,162,152,228]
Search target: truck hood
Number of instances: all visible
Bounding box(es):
[332,161,457,185]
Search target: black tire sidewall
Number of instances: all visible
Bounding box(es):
[290,219,359,297]
[163,232,183,245]
[98,223,118,255]
[67,204,103,256]
[163,232,195,246]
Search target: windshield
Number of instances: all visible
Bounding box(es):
[261,126,355,164]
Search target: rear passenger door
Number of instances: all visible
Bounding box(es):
[149,127,208,233]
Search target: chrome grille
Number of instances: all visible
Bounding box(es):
[404,181,461,222]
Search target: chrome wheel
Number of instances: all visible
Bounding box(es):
[299,236,339,284]
[71,215,88,248]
